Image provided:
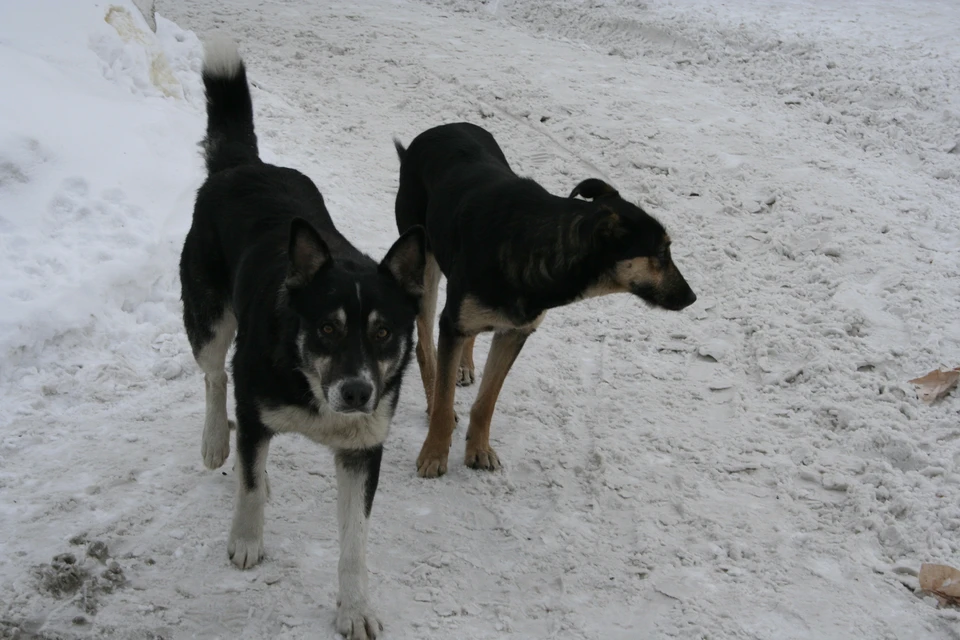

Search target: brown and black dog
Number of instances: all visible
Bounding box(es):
[394,122,696,478]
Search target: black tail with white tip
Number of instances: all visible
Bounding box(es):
[201,37,260,175]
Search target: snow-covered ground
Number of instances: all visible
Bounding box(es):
[2,0,959,637]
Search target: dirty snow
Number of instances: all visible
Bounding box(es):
[1,0,959,638]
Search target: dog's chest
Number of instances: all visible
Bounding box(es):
[458,294,546,335]
[258,403,391,450]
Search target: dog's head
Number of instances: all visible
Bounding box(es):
[571,178,696,311]
[283,219,425,414]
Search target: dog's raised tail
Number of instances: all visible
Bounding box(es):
[393,138,406,163]
[201,37,259,175]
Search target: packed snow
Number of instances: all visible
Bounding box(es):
[1,0,959,638]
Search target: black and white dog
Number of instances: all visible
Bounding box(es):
[179,39,424,639]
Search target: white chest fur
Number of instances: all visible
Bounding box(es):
[259,392,393,450]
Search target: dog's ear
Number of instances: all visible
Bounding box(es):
[286,218,331,288]
[570,178,619,200]
[380,225,426,298]
[593,206,627,242]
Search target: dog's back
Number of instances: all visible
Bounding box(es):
[181,43,374,342]
[395,122,511,182]
[394,122,564,285]
[394,123,516,233]
[185,41,367,289]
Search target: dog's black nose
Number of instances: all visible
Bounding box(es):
[340,379,373,409]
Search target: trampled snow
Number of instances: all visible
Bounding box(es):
[1,0,958,638]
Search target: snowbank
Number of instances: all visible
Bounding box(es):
[0,1,203,412]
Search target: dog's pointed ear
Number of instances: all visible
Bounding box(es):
[286,218,331,288]
[380,225,426,298]
[570,178,619,200]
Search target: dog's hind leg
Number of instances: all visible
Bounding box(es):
[464,329,531,471]
[228,419,271,569]
[417,314,466,478]
[194,311,237,470]
[181,232,236,470]
[457,335,476,387]
[415,253,441,415]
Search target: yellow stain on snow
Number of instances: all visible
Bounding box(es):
[104,5,182,99]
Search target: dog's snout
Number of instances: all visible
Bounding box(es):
[340,378,373,410]
[668,286,696,311]
[665,268,696,311]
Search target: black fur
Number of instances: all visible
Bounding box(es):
[336,447,383,518]
[393,138,407,162]
[182,66,424,444]
[394,122,696,477]
[201,60,258,175]
[183,163,423,449]
[569,177,619,200]
[180,43,424,632]
[395,122,696,331]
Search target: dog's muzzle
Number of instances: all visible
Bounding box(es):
[331,377,375,414]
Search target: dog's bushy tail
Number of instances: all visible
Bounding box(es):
[393,138,406,163]
[201,37,259,175]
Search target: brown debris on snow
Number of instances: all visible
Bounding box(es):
[919,563,960,606]
[908,368,960,404]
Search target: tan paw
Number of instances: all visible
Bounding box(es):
[465,445,501,471]
[416,442,450,478]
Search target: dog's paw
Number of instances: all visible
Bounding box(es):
[456,364,475,387]
[416,442,450,478]
[201,420,231,469]
[336,602,382,640]
[227,532,263,569]
[465,444,501,471]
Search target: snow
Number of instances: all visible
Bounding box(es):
[1,0,959,638]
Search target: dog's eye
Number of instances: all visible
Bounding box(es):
[321,324,336,335]
[375,328,390,341]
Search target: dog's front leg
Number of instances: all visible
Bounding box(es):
[417,314,466,478]
[334,446,384,640]
[228,423,271,569]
